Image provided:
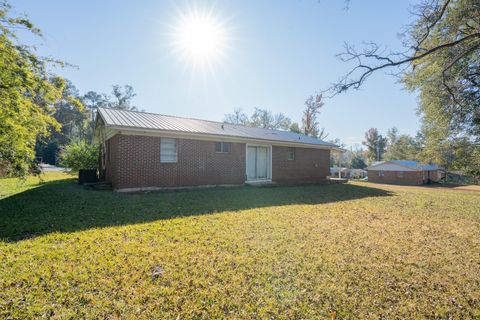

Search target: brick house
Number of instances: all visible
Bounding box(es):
[94,108,342,191]
[366,160,439,185]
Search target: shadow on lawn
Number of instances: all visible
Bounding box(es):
[0,179,392,242]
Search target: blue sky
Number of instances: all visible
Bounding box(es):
[12,0,419,147]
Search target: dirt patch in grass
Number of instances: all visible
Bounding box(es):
[1,173,479,318]
[355,180,480,193]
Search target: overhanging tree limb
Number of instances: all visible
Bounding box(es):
[415,0,451,50]
[327,32,480,96]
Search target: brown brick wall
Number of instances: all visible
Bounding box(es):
[367,170,424,185]
[272,146,330,182]
[105,135,332,189]
[107,135,246,189]
[105,135,120,187]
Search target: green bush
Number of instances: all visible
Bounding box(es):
[59,141,99,172]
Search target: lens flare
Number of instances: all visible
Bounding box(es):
[171,7,229,73]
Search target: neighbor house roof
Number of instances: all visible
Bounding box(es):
[367,160,439,171]
[96,107,342,151]
[390,160,420,168]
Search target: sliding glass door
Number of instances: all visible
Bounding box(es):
[247,146,269,180]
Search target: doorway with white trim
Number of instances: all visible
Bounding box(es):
[246,145,271,181]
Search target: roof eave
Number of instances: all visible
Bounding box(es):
[366,161,421,171]
[105,124,342,151]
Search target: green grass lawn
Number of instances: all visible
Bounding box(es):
[1,173,480,319]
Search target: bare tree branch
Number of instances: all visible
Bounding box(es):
[326,0,480,112]
[414,0,451,50]
[327,31,480,97]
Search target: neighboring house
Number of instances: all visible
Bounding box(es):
[329,167,349,178]
[329,168,367,179]
[94,108,342,191]
[349,169,367,179]
[366,160,439,185]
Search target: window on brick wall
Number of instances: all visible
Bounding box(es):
[287,147,295,160]
[160,138,177,163]
[378,170,385,177]
[397,171,404,178]
[215,142,230,153]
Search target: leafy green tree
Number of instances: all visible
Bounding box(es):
[350,151,367,169]
[328,138,346,167]
[0,2,69,176]
[109,85,139,111]
[402,1,480,177]
[289,122,302,133]
[59,141,99,172]
[37,82,139,167]
[82,91,109,119]
[272,113,292,131]
[224,95,329,136]
[330,0,480,179]
[249,108,292,130]
[34,140,58,165]
[384,127,421,161]
[52,81,88,143]
[79,85,141,143]
[35,80,88,164]
[362,128,387,162]
[223,108,249,125]
[453,139,480,182]
[224,107,292,130]
[83,85,140,113]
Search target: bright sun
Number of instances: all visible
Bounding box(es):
[172,9,228,70]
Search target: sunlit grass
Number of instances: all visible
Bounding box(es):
[0,171,75,199]
[1,173,479,318]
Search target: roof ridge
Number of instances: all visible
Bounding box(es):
[98,107,333,145]
[99,107,254,130]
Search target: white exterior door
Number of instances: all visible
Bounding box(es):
[256,147,268,179]
[246,146,270,180]
[247,146,257,180]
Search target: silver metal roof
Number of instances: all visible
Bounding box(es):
[97,107,340,150]
[368,160,439,171]
[390,160,439,171]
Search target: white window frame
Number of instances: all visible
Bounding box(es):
[215,142,230,153]
[287,147,295,161]
[397,171,404,178]
[378,170,385,177]
[245,144,272,182]
[160,138,177,163]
